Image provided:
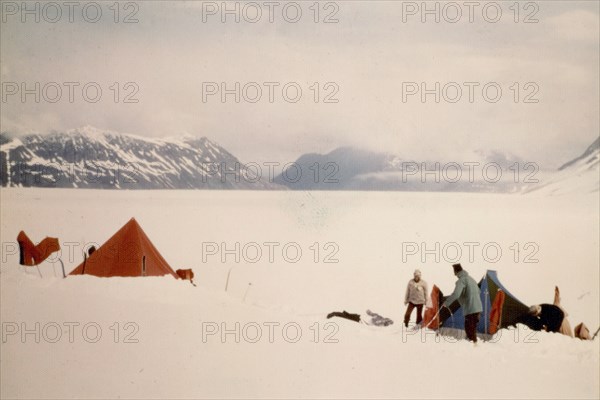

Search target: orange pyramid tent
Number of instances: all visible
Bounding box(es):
[69,218,178,278]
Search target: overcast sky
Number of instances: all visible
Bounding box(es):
[1,1,598,168]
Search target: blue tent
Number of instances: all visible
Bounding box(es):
[439,270,529,336]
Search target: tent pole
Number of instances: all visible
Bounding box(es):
[484,289,489,337]
[58,258,66,278]
[225,266,234,292]
[497,290,503,333]
[81,252,87,275]
[424,309,440,330]
[243,283,252,302]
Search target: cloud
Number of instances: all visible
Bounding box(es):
[1,1,598,168]
[547,9,599,42]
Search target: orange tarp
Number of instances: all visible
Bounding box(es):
[17,231,60,266]
[176,269,194,281]
[422,285,441,329]
[489,289,506,334]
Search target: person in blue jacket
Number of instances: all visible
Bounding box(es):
[441,263,483,343]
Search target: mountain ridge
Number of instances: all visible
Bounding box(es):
[2,128,597,193]
[0,127,284,190]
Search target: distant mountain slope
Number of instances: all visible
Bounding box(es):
[0,127,284,190]
[4,127,596,193]
[273,146,393,190]
[275,147,526,193]
[523,137,599,195]
[559,137,600,171]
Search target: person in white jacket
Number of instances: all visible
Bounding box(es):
[404,269,428,327]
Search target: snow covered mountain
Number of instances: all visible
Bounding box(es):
[3,127,596,193]
[275,146,527,193]
[273,147,393,190]
[523,137,599,195]
[0,127,284,190]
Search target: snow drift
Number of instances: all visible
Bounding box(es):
[1,188,598,399]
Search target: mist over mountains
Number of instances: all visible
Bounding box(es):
[1,127,597,194]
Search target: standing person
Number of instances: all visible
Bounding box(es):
[441,263,483,343]
[404,269,428,327]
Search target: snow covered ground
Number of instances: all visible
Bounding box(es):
[1,188,598,399]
